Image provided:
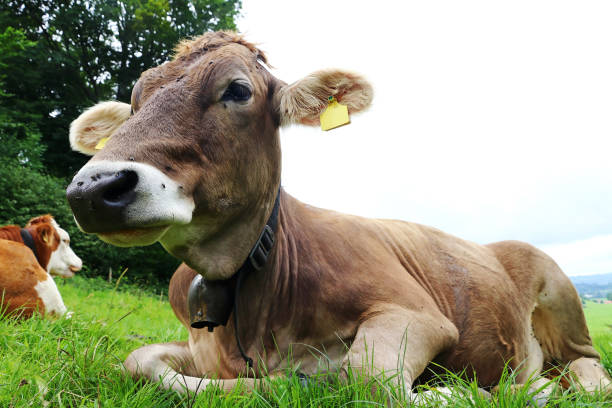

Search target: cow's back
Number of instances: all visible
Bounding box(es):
[0,225,22,242]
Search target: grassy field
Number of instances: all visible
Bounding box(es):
[1,276,611,407]
[583,300,612,339]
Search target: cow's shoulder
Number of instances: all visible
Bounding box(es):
[0,239,46,275]
[0,239,48,295]
[0,237,31,256]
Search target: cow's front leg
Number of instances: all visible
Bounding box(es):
[342,303,459,400]
[124,341,256,393]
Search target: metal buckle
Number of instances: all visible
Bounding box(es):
[248,225,274,270]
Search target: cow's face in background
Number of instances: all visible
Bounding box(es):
[67,32,372,279]
[46,220,82,278]
[27,216,82,278]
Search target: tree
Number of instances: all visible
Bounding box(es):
[0,0,241,178]
[0,26,43,172]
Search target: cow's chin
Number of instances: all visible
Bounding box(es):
[51,270,75,278]
[98,226,170,247]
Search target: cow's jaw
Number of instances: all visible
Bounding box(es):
[98,226,171,247]
[158,192,278,281]
[67,160,195,246]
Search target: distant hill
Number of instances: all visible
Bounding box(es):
[569,273,612,285]
[569,273,612,298]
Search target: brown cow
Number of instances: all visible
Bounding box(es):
[0,215,83,278]
[65,32,611,400]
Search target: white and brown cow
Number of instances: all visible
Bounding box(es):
[66,32,611,399]
[0,216,75,318]
[0,241,67,318]
[0,215,83,278]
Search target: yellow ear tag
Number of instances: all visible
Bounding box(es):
[95,137,109,150]
[320,96,350,131]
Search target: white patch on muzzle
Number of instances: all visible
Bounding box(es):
[73,160,195,230]
[34,274,67,316]
[47,219,83,278]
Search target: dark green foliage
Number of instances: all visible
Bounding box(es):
[0,0,241,178]
[0,0,241,288]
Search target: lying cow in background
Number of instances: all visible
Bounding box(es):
[0,236,69,318]
[66,31,611,400]
[0,215,82,278]
[0,215,79,319]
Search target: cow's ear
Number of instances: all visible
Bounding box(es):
[69,101,131,155]
[38,224,55,245]
[276,69,373,127]
[26,214,53,227]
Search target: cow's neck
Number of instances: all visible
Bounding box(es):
[161,185,280,281]
[187,189,281,366]
[27,226,52,270]
[207,191,295,373]
[213,192,350,373]
[20,228,40,265]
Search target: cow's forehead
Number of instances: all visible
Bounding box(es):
[172,31,267,64]
[133,38,270,109]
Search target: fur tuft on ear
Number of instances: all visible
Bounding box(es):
[279,69,373,127]
[69,101,131,155]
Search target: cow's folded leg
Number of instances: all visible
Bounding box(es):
[409,386,492,407]
[341,303,459,401]
[493,377,556,408]
[124,341,256,394]
[567,357,612,394]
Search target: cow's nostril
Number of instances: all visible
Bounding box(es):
[102,170,138,203]
[67,169,140,233]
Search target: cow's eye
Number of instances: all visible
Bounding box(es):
[221,82,252,102]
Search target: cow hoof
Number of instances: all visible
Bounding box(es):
[476,387,492,400]
[492,380,551,408]
[411,387,491,407]
[527,387,552,408]
[289,371,311,388]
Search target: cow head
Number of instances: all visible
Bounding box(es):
[67,31,372,280]
[26,215,83,278]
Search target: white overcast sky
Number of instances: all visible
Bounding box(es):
[237,1,612,277]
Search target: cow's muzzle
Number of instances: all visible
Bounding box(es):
[66,160,194,244]
[67,169,138,232]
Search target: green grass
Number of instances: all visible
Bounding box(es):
[1,276,611,407]
[583,300,612,339]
